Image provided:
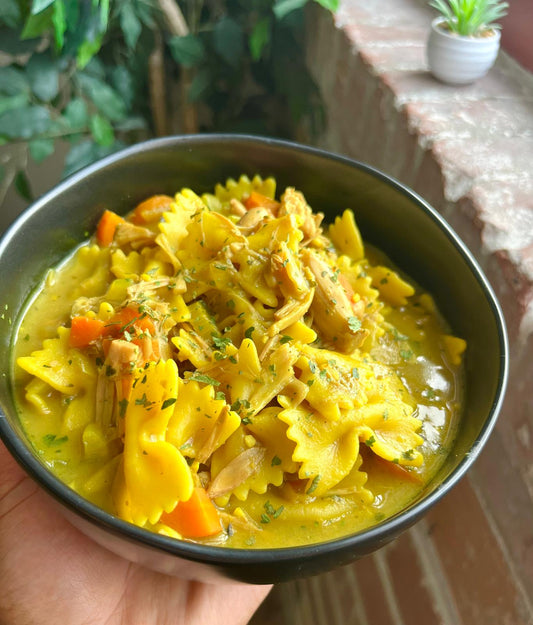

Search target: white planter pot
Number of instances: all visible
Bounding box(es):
[426,17,501,85]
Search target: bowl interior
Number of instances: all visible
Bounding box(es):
[0,135,507,582]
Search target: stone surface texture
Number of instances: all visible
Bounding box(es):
[252,1,533,624]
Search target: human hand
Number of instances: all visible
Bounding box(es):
[0,441,271,625]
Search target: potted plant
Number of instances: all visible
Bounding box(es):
[426,0,509,85]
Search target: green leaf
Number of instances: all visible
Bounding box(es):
[90,113,114,146]
[115,116,147,131]
[77,74,126,121]
[110,66,135,109]
[63,138,120,178]
[187,67,212,102]
[27,53,60,102]
[0,0,21,28]
[14,170,33,202]
[0,105,50,139]
[249,17,270,61]
[213,17,244,68]
[273,0,307,20]
[77,35,103,68]
[31,0,55,14]
[63,98,89,129]
[0,164,4,184]
[168,34,205,68]
[0,93,29,116]
[100,0,110,30]
[52,0,66,49]
[120,3,142,50]
[21,7,53,39]
[312,0,339,10]
[0,67,29,96]
[0,29,40,54]
[29,137,55,162]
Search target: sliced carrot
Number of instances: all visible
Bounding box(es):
[131,195,174,225]
[96,210,125,247]
[160,487,221,538]
[105,307,156,338]
[244,191,280,213]
[69,316,105,348]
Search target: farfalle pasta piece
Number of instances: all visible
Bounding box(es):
[366,265,415,307]
[111,249,143,279]
[166,377,240,462]
[278,403,362,497]
[115,359,193,526]
[17,326,96,395]
[245,407,298,474]
[328,209,365,262]
[214,174,276,204]
[357,404,424,468]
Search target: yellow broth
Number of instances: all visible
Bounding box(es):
[12,177,464,549]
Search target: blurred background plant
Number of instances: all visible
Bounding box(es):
[0,0,338,206]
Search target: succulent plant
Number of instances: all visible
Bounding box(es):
[429,0,509,36]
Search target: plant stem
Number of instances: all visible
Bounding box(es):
[157,0,198,134]
[149,31,168,136]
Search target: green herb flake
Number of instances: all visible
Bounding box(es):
[402,449,415,460]
[272,505,284,519]
[351,367,360,379]
[279,335,292,344]
[43,434,68,447]
[307,474,321,495]
[260,513,271,524]
[119,398,129,418]
[212,335,231,350]
[162,398,177,410]
[241,416,252,425]
[400,349,413,360]
[271,455,282,466]
[244,326,255,339]
[348,316,362,333]
[189,372,221,387]
[365,435,376,447]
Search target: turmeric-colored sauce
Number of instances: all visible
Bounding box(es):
[12,176,465,548]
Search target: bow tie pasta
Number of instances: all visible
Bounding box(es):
[14,175,465,549]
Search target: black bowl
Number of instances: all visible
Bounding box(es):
[0,135,508,584]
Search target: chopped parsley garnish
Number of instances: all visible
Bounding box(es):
[402,449,416,460]
[119,398,129,417]
[279,335,292,344]
[400,349,413,360]
[43,434,68,446]
[189,372,221,386]
[365,435,376,447]
[307,474,321,495]
[244,326,255,339]
[348,316,362,333]
[162,398,177,410]
[271,455,282,466]
[351,367,360,379]
[212,335,231,351]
